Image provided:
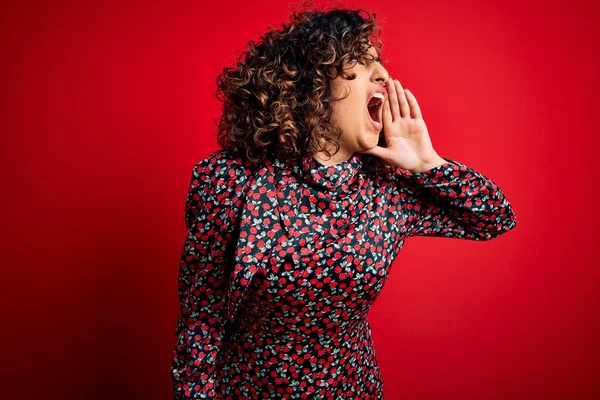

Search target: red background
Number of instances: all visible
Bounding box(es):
[2,0,599,399]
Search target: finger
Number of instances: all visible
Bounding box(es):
[404,89,422,119]
[382,93,393,128]
[385,78,400,121]
[395,80,410,118]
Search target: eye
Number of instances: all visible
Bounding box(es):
[347,56,381,67]
[350,58,366,66]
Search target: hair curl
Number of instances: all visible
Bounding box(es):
[214,1,390,174]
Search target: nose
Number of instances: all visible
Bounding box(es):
[372,63,389,85]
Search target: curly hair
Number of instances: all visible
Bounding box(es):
[214,1,390,174]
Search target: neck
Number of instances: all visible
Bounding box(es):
[312,138,354,167]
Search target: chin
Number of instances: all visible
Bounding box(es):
[359,132,380,151]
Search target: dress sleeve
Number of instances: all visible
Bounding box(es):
[171,150,247,399]
[395,157,517,240]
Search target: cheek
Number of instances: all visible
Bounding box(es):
[330,97,352,118]
[328,83,366,128]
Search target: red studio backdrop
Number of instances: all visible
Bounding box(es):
[1,0,599,399]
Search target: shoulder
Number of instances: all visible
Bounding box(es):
[186,149,256,211]
[185,150,255,229]
[191,149,254,188]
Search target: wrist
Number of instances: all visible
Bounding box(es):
[409,155,448,174]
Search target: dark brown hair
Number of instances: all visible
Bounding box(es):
[215,1,389,174]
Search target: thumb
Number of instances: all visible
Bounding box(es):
[359,145,389,161]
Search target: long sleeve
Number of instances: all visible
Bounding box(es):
[171,150,248,399]
[394,157,517,240]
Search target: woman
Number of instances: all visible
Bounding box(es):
[171,6,517,399]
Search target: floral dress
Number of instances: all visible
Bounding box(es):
[171,149,517,399]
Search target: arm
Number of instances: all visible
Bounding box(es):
[395,157,517,240]
[171,150,247,399]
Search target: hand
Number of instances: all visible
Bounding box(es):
[359,78,446,173]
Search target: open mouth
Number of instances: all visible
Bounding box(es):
[367,93,384,130]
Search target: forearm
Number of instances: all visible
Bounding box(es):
[398,157,517,240]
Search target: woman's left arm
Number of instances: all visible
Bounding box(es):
[394,157,517,240]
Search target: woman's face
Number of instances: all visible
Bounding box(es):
[328,46,390,156]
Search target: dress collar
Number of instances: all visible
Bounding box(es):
[271,152,363,192]
[299,152,363,191]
